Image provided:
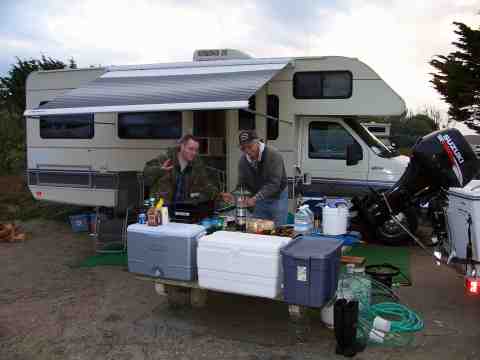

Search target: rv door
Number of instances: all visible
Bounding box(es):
[299,117,369,197]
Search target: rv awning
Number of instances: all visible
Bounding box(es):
[24,58,291,116]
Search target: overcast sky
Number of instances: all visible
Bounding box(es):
[0,0,478,123]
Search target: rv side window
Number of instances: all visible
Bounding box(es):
[293,71,352,99]
[40,114,94,139]
[239,96,256,130]
[267,95,279,140]
[308,122,357,159]
[118,111,182,139]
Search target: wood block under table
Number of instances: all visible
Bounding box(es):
[135,275,201,289]
[340,255,366,266]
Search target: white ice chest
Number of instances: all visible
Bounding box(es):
[197,231,293,299]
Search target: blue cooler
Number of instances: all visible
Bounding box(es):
[281,237,342,308]
[127,223,206,280]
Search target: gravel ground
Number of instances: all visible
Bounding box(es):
[1,219,479,360]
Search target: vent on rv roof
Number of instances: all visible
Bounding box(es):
[193,49,252,61]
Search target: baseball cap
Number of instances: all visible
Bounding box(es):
[238,130,258,146]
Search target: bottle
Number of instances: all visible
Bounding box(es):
[161,206,169,225]
[304,205,315,232]
[155,198,164,225]
[294,205,313,236]
[351,267,371,311]
[337,264,355,301]
[147,198,161,226]
[147,206,158,226]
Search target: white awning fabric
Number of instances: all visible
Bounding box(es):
[24,58,291,116]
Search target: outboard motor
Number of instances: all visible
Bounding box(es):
[355,128,480,230]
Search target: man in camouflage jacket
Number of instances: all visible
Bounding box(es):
[143,135,218,204]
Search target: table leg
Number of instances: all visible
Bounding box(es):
[164,284,191,309]
[288,304,310,343]
[190,288,208,308]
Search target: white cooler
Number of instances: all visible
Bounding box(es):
[197,231,292,299]
[446,180,480,261]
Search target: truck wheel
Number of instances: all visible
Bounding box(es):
[376,208,418,245]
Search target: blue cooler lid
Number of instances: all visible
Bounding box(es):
[281,237,342,260]
[305,231,361,246]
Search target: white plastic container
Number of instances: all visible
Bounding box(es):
[197,231,292,299]
[446,180,480,261]
[322,204,348,235]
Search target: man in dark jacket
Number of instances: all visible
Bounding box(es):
[143,134,217,203]
[222,130,288,226]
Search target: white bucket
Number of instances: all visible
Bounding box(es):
[323,205,348,235]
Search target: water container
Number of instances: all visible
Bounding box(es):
[337,266,371,312]
[322,203,348,235]
[304,205,315,227]
[294,205,313,236]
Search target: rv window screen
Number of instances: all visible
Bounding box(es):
[267,95,279,140]
[294,71,352,99]
[308,122,357,159]
[239,96,256,130]
[40,114,94,139]
[118,111,182,139]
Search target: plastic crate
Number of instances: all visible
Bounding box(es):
[281,237,342,307]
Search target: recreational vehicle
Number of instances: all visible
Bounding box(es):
[24,49,411,241]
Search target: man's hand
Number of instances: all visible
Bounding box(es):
[220,192,235,204]
[245,196,256,208]
[161,159,174,171]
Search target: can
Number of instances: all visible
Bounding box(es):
[138,213,147,224]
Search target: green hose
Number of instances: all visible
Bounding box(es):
[368,302,424,333]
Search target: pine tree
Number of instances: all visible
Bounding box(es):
[0,55,76,125]
[430,22,480,122]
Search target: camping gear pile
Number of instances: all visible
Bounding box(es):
[0,223,26,242]
[121,128,480,352]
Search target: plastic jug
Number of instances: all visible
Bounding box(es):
[337,265,371,312]
[304,205,315,226]
[294,205,313,235]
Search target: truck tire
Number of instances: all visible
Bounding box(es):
[376,207,418,245]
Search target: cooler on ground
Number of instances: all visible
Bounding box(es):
[446,180,480,261]
[281,237,342,308]
[127,223,206,280]
[197,231,292,299]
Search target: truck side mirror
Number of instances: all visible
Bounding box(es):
[346,142,363,166]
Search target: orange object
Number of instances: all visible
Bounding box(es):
[340,255,366,266]
[0,223,26,242]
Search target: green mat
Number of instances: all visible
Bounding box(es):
[344,244,411,285]
[75,252,128,268]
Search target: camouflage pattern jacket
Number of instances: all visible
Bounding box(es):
[143,147,218,203]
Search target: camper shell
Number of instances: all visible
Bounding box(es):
[24,51,407,210]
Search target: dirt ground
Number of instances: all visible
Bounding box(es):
[1,219,479,360]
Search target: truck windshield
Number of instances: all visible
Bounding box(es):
[344,119,398,158]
